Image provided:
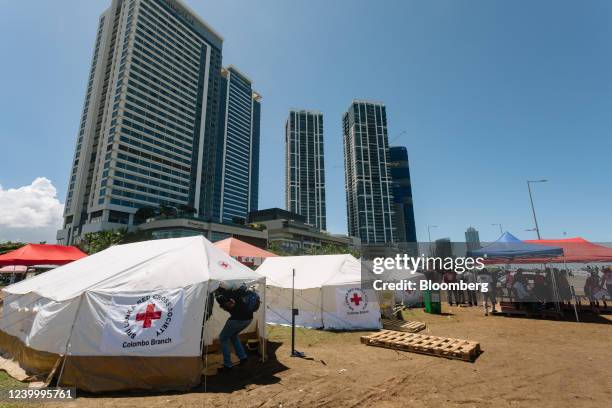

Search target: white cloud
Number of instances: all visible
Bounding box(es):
[0,178,64,239]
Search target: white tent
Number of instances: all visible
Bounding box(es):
[361,261,426,309]
[256,254,381,330]
[0,236,265,392]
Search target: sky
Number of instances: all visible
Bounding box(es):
[1,0,611,244]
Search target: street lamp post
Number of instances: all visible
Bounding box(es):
[492,223,503,236]
[527,179,547,239]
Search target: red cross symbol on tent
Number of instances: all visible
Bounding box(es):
[135,303,162,329]
[350,293,363,306]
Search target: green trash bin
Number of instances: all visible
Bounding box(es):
[423,289,441,314]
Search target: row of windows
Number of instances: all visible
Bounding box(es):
[135,23,199,77]
[116,152,189,179]
[120,121,191,153]
[140,2,201,52]
[123,110,192,146]
[132,42,196,99]
[137,8,200,64]
[133,29,198,88]
[110,197,137,208]
[118,143,190,172]
[113,179,187,201]
[112,186,185,206]
[115,159,189,187]
[125,92,193,131]
[129,63,195,107]
[119,135,191,165]
[114,170,188,195]
[127,78,194,118]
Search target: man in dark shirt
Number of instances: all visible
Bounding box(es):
[216,287,253,372]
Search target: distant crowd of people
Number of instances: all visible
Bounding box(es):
[584,266,612,311]
[437,266,599,315]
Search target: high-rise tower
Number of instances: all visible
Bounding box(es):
[342,100,394,244]
[58,0,226,244]
[285,110,326,230]
[215,65,261,224]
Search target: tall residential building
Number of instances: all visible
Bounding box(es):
[214,66,261,224]
[465,227,481,251]
[55,0,259,245]
[285,110,326,230]
[342,100,395,244]
[388,146,417,243]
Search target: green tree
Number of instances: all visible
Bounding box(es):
[78,229,127,254]
[122,229,153,244]
[159,204,177,218]
[267,242,294,256]
[134,206,158,225]
[304,243,358,257]
[0,241,26,255]
[177,204,197,217]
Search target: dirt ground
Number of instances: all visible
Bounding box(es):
[26,306,609,408]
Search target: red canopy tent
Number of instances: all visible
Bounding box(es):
[524,237,612,263]
[0,244,87,267]
[213,237,277,267]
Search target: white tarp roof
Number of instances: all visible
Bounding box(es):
[3,236,262,301]
[360,260,426,282]
[256,254,362,289]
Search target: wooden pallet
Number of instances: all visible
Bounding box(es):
[499,303,563,320]
[381,318,426,333]
[361,330,480,362]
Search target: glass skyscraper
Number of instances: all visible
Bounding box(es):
[215,66,261,224]
[343,100,395,244]
[388,146,417,243]
[285,110,327,230]
[57,0,257,244]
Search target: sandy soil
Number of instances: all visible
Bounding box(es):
[35,307,612,408]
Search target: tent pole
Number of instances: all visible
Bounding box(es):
[320,287,324,329]
[56,292,86,387]
[548,264,561,313]
[290,268,304,358]
[562,258,579,322]
[264,281,267,362]
[200,282,213,393]
[260,278,267,363]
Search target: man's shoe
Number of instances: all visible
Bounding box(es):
[239,358,248,366]
[217,366,233,373]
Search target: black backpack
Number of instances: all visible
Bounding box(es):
[241,288,261,313]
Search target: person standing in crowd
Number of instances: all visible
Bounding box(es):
[490,268,499,311]
[456,271,467,305]
[443,269,459,306]
[512,269,531,310]
[557,269,572,305]
[464,269,478,306]
[478,269,494,315]
[504,269,514,299]
[215,283,255,373]
[533,270,548,303]
[601,266,612,301]
[585,269,607,311]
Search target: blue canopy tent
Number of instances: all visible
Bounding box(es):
[467,232,564,261]
[467,232,572,318]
